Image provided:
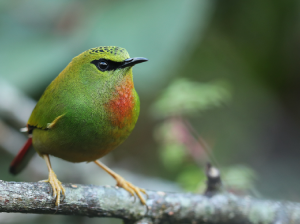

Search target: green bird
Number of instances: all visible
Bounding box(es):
[9,46,148,206]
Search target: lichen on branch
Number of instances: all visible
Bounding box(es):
[0,180,300,224]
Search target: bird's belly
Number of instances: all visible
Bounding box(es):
[32,123,132,163]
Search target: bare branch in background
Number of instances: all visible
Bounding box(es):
[0,79,35,127]
[0,80,35,156]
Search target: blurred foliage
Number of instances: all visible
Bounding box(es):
[222,164,257,193]
[159,142,186,171]
[0,0,213,97]
[151,78,231,118]
[176,164,205,192]
[152,78,256,194]
[176,164,257,194]
[153,78,231,171]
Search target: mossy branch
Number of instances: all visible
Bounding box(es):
[0,179,300,224]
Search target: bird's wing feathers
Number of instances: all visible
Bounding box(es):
[27,75,68,129]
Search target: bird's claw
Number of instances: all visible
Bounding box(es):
[114,174,147,205]
[40,169,65,207]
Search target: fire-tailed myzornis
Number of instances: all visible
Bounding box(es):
[9,46,148,206]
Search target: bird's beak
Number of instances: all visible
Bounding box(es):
[120,57,148,68]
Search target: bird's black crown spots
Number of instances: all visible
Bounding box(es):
[89,46,124,55]
[91,59,124,72]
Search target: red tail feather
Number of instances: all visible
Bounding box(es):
[10,138,35,175]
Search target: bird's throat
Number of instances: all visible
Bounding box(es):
[105,76,135,129]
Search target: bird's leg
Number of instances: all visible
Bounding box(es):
[94,160,147,205]
[40,154,65,207]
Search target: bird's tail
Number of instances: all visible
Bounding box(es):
[9,138,36,175]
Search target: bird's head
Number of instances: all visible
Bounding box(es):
[71,46,148,81]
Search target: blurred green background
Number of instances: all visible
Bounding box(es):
[1,0,300,223]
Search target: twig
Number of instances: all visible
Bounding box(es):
[205,162,223,196]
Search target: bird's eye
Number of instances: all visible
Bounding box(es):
[98,61,108,70]
[91,58,123,72]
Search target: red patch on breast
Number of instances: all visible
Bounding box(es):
[106,77,135,129]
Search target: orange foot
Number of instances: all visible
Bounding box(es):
[114,173,147,205]
[94,160,147,205]
[40,169,65,206]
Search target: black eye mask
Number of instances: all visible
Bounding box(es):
[91,57,148,72]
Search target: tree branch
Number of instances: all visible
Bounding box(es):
[0,180,300,224]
